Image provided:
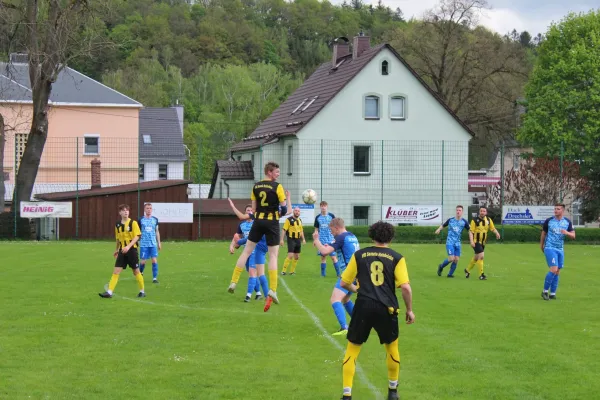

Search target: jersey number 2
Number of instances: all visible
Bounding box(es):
[258,191,268,206]
[370,261,384,286]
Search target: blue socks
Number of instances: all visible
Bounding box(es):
[550,274,560,294]
[343,300,354,316]
[448,262,457,276]
[332,302,348,330]
[321,263,326,277]
[333,261,342,277]
[247,276,257,295]
[441,259,451,268]
[254,278,261,293]
[544,271,554,291]
[258,275,269,295]
[152,262,158,279]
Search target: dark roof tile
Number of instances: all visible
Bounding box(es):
[139,107,186,161]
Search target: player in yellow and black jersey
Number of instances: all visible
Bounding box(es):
[99,204,146,299]
[338,221,415,400]
[466,206,501,280]
[281,207,306,275]
[229,161,289,312]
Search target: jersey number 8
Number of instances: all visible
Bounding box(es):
[370,261,385,286]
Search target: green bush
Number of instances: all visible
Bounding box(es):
[303,224,600,244]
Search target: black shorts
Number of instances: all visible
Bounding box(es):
[248,218,280,246]
[115,248,139,269]
[474,243,485,254]
[347,296,399,345]
[287,237,302,254]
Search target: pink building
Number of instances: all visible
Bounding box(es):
[1,54,143,202]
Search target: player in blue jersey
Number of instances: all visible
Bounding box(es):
[314,201,341,277]
[435,205,469,278]
[313,218,360,336]
[540,203,576,300]
[229,204,263,302]
[138,203,162,283]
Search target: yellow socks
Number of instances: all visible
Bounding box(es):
[268,269,278,291]
[135,272,145,292]
[384,340,400,389]
[282,258,290,273]
[467,257,476,272]
[290,259,298,274]
[477,260,484,275]
[108,274,120,293]
[231,266,244,284]
[342,342,362,397]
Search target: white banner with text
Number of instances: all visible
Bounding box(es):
[502,206,554,225]
[20,201,73,218]
[382,205,442,225]
[148,203,194,223]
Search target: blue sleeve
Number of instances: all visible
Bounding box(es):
[154,217,159,227]
[236,223,243,235]
[329,213,335,219]
[543,218,550,233]
[463,219,469,228]
[314,216,319,228]
[237,237,247,246]
[567,219,574,232]
[329,234,345,251]
[443,218,451,227]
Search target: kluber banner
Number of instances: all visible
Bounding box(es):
[502,206,554,225]
[148,203,193,223]
[20,202,72,218]
[382,205,442,225]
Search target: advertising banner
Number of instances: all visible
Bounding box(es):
[279,204,315,224]
[502,206,554,225]
[149,203,194,223]
[381,205,442,225]
[20,201,73,218]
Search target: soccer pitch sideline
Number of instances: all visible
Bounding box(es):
[1,242,599,400]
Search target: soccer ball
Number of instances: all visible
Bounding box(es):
[302,189,318,204]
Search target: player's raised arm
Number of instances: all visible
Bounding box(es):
[228,198,252,220]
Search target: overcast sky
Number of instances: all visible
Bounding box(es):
[360,0,597,36]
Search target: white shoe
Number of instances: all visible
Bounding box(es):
[268,289,279,304]
[228,282,236,293]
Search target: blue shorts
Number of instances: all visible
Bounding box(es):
[140,247,158,260]
[334,277,354,296]
[245,252,256,271]
[544,248,564,269]
[446,244,461,257]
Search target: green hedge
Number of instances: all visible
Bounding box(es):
[302,225,600,244]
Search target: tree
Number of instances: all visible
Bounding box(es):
[519,31,532,47]
[487,156,589,210]
[1,0,109,223]
[517,11,600,220]
[518,11,600,160]
[386,0,532,143]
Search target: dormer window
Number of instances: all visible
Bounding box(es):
[143,135,152,144]
[381,60,389,75]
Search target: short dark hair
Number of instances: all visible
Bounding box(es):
[245,204,252,210]
[456,205,463,210]
[555,203,566,209]
[264,162,279,175]
[479,206,487,211]
[368,221,395,244]
[320,201,328,206]
[118,204,130,211]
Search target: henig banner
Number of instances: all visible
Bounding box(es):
[382,205,442,225]
[20,202,73,218]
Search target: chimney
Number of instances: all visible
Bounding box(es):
[173,101,184,137]
[9,53,29,64]
[91,159,101,189]
[332,37,350,66]
[352,32,371,60]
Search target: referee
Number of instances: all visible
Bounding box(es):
[281,206,306,275]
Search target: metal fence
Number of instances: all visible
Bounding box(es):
[1,133,583,240]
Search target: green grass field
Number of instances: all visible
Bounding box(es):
[1,241,599,400]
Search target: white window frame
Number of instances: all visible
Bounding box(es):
[83,134,100,155]
[389,94,406,120]
[353,145,371,175]
[158,163,168,180]
[142,134,152,144]
[363,94,381,120]
[572,199,583,227]
[353,205,370,226]
[381,59,390,76]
